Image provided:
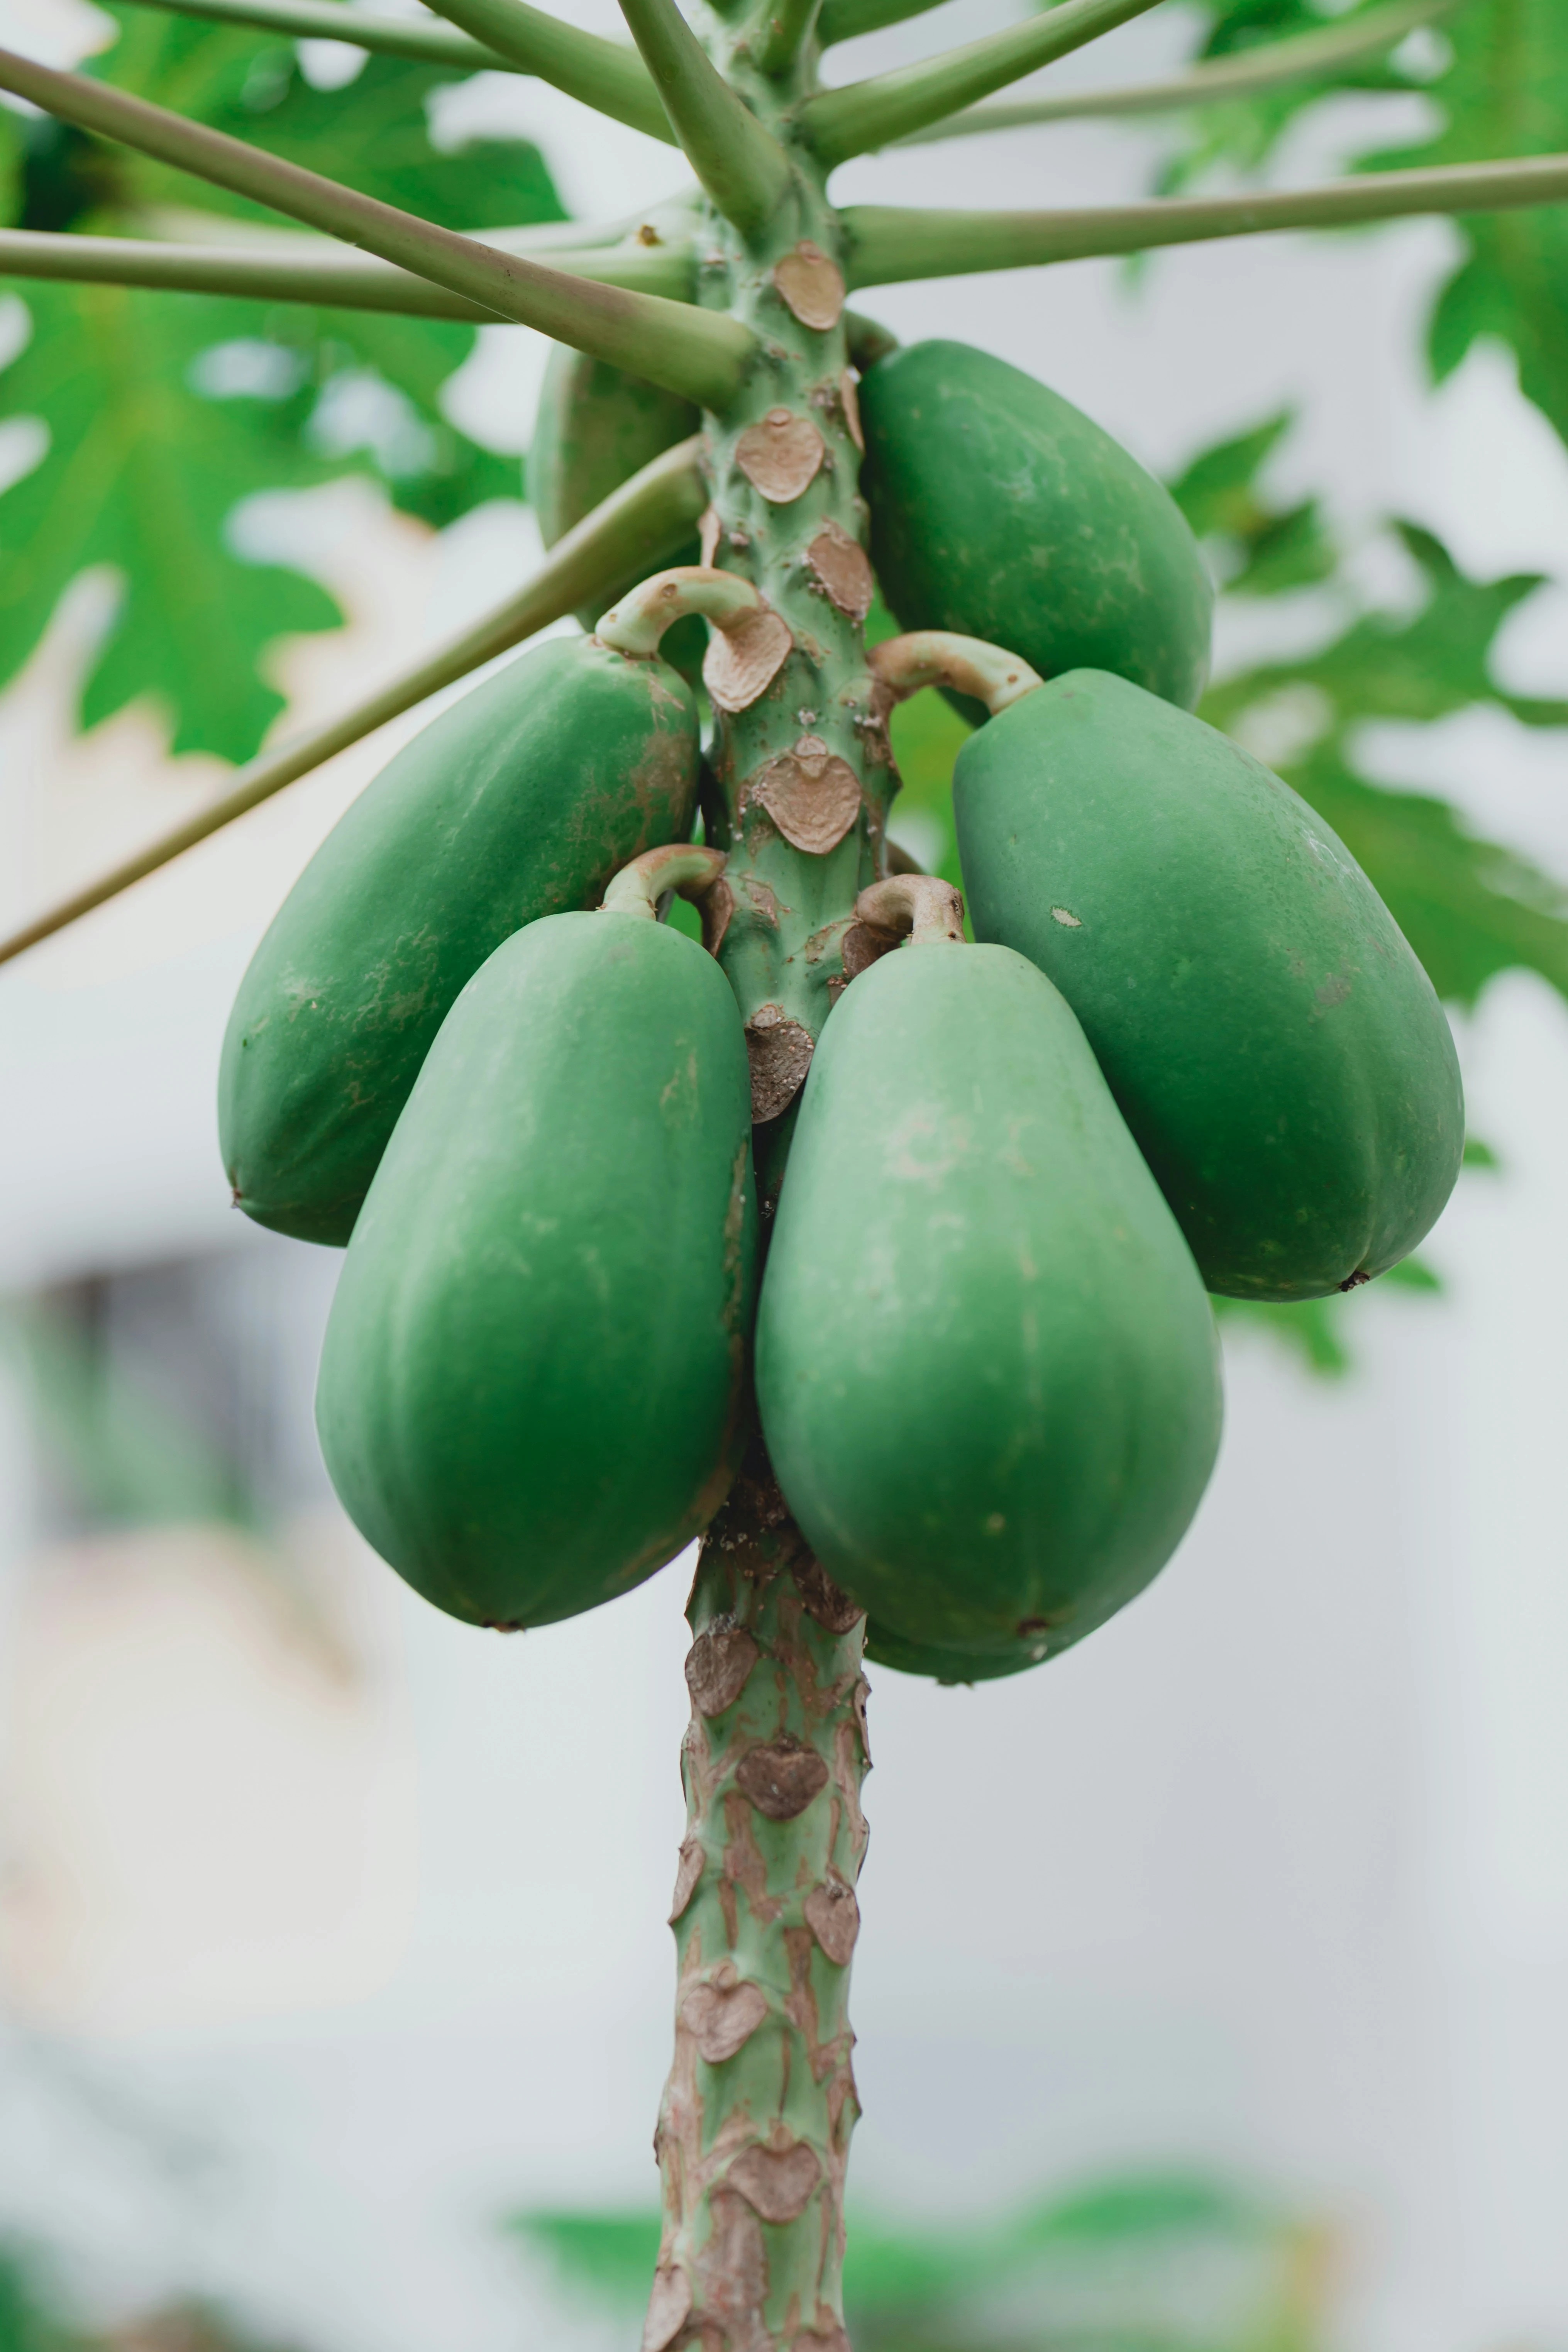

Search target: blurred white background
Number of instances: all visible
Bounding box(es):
[2,2,1568,2348]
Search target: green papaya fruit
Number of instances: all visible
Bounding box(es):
[755,939,1221,1676]
[315,911,756,1631]
[219,637,699,1247]
[953,669,1465,1301]
[860,339,1212,718]
[530,344,705,674]
[864,1620,1041,1686]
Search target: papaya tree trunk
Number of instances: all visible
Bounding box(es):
[635,14,889,2342]
[650,1442,870,2352]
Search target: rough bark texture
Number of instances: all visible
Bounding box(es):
[643,13,891,2344]
[650,1442,870,2352]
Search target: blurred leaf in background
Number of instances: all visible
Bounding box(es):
[0,5,561,758]
[0,2248,83,2352]
[1171,0,1568,456]
[0,2255,306,2352]
[515,2169,1333,2349]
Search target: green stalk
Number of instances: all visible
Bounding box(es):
[756,0,826,78]
[420,0,676,142]
[901,0,1466,140]
[0,227,696,309]
[798,0,1168,166]
[816,0,946,45]
[0,47,752,406]
[0,439,705,969]
[841,152,1568,282]
[619,9,886,2340]
[118,0,512,75]
[615,0,793,234]
[654,1451,869,2352]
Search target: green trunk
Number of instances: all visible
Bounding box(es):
[643,12,884,2343]
[651,1451,869,2352]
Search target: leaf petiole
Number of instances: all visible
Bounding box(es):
[842,154,1568,284]
[0,439,707,969]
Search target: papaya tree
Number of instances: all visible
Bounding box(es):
[2,3,1567,2348]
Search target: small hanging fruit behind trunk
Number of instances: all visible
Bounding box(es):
[859,338,1214,718]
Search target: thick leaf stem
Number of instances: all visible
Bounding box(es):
[842,153,1568,283]
[420,0,676,142]
[0,227,696,311]
[616,0,793,236]
[0,47,753,406]
[0,440,706,969]
[757,0,825,79]
[902,0,1466,141]
[815,0,945,45]
[798,0,1167,166]
[119,0,512,75]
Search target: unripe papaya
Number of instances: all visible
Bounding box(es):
[315,911,756,1631]
[864,1620,1043,1686]
[953,669,1465,1301]
[219,637,699,1247]
[530,345,705,674]
[755,940,1221,1675]
[860,340,1212,716]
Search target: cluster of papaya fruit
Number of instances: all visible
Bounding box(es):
[220,337,1464,1685]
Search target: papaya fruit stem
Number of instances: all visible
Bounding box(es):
[652,1444,869,2352]
[854,874,966,945]
[869,630,1043,716]
[602,844,730,920]
[596,565,768,658]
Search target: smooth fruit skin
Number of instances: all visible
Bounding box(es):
[754,941,1221,1675]
[864,1619,1043,1685]
[219,638,699,1246]
[315,913,756,1631]
[860,339,1212,716]
[954,669,1466,1300]
[530,345,704,669]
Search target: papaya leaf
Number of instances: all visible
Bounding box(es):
[0,276,342,758]
[0,11,562,755]
[80,5,566,232]
[1152,0,1441,197]
[1361,0,1568,447]
[1198,495,1568,1008]
[1166,409,1336,594]
[1168,0,1568,453]
[1204,523,1568,735]
[1280,740,1568,1007]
